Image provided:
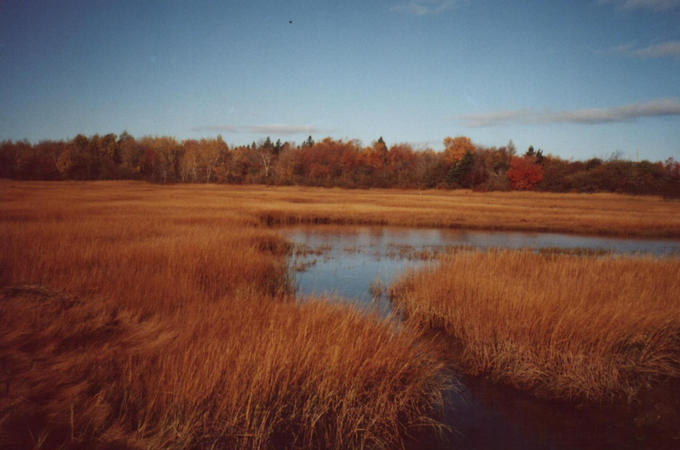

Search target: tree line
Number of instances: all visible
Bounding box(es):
[1,133,678,197]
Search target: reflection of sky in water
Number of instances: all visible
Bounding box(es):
[291,249,431,310]
[286,228,433,310]
[281,225,680,450]
[284,226,680,450]
[283,226,680,306]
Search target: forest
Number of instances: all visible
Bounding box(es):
[1,133,678,196]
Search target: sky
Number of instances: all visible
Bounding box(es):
[1,0,679,161]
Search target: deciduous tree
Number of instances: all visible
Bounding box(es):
[443,136,474,165]
[507,156,543,190]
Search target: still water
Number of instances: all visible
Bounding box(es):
[283,225,680,305]
[281,225,680,450]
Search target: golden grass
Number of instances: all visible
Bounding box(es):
[3,180,679,238]
[1,287,447,449]
[390,250,680,401]
[2,180,680,447]
[0,181,449,448]
[215,184,680,238]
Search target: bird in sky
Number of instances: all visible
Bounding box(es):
[289,19,293,24]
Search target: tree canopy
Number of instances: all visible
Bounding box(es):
[1,134,678,197]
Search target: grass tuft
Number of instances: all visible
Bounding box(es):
[390,250,680,401]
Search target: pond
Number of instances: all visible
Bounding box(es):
[283,225,680,306]
[281,225,680,450]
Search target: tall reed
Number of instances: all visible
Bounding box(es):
[1,287,448,448]
[0,181,450,448]
[390,250,680,400]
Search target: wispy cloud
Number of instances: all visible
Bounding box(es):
[597,0,680,11]
[458,98,680,127]
[615,40,680,59]
[391,0,462,16]
[191,125,241,133]
[191,124,325,135]
[405,139,440,149]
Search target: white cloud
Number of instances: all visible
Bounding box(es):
[391,0,462,16]
[632,41,680,58]
[244,125,323,135]
[458,98,680,127]
[191,125,241,133]
[610,40,680,60]
[191,124,324,135]
[612,43,635,53]
[597,0,680,11]
[613,40,680,59]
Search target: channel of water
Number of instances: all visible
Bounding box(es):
[281,225,680,450]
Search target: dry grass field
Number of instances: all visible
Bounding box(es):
[219,183,680,238]
[390,250,680,401]
[0,181,449,449]
[1,180,680,448]
[3,180,680,239]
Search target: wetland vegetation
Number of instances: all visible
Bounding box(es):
[391,251,680,401]
[1,180,679,448]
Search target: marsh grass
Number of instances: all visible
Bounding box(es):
[2,180,680,447]
[0,287,449,449]
[0,181,450,448]
[390,250,680,401]
[244,186,680,238]
[6,180,676,238]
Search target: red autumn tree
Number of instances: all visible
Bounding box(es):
[507,156,543,190]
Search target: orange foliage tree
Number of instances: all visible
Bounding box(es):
[4,132,680,196]
[443,136,475,165]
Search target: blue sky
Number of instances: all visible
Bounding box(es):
[1,0,679,161]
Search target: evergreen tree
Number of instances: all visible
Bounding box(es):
[447,150,475,187]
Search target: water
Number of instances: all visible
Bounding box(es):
[281,225,680,450]
[283,225,680,306]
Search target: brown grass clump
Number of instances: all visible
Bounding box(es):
[0,181,450,448]
[390,250,680,401]
[0,286,173,448]
[0,181,291,313]
[0,287,447,449]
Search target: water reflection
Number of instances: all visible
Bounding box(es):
[282,225,680,450]
[283,225,680,305]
